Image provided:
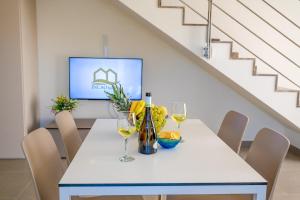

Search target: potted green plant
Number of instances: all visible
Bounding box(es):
[50,95,78,114]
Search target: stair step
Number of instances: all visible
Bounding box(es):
[211,38,220,42]
[255,73,277,77]
[252,65,258,75]
[183,23,207,26]
[213,41,233,44]
[234,57,255,61]
[159,5,182,9]
[276,87,299,92]
[231,52,239,59]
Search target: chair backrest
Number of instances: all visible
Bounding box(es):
[55,111,82,163]
[22,128,66,200]
[218,111,249,153]
[245,128,290,200]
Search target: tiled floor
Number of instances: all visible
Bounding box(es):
[0,159,35,200]
[241,149,300,200]
[271,153,300,200]
[0,150,299,200]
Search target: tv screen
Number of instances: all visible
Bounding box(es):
[69,57,143,100]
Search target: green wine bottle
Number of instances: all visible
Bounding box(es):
[138,92,158,154]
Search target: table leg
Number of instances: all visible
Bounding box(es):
[253,190,266,200]
[59,188,71,200]
[159,195,167,200]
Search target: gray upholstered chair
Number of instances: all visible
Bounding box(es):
[167,128,290,200]
[218,111,248,153]
[55,110,82,164]
[22,128,142,200]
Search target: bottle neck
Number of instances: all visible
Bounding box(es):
[145,96,151,108]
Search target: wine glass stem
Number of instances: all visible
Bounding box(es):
[124,138,128,157]
[178,123,184,143]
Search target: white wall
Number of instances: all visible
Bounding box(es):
[37,0,300,147]
[0,0,25,158]
[21,0,39,133]
[0,0,39,158]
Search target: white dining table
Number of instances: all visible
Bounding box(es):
[59,119,267,200]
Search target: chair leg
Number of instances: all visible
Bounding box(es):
[159,195,167,200]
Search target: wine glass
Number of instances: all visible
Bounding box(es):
[171,102,187,142]
[117,112,136,162]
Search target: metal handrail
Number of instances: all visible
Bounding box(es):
[175,0,211,58]
[179,0,300,89]
[261,0,300,31]
[212,26,300,89]
[205,0,212,58]
[213,3,300,69]
[236,0,300,48]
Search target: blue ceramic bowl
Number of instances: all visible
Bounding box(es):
[158,137,181,149]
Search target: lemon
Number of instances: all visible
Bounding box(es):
[159,131,180,140]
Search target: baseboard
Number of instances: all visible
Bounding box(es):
[289,145,300,157]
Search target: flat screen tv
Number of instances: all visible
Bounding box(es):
[69,57,143,100]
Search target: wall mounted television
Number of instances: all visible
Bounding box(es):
[69,57,143,100]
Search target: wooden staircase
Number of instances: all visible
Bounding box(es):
[116,0,300,129]
[158,0,207,26]
[211,38,300,107]
[158,0,300,108]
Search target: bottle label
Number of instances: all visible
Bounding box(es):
[146,96,151,107]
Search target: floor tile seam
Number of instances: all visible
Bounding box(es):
[275,191,300,194]
[275,193,300,195]
[279,169,300,172]
[15,180,32,200]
